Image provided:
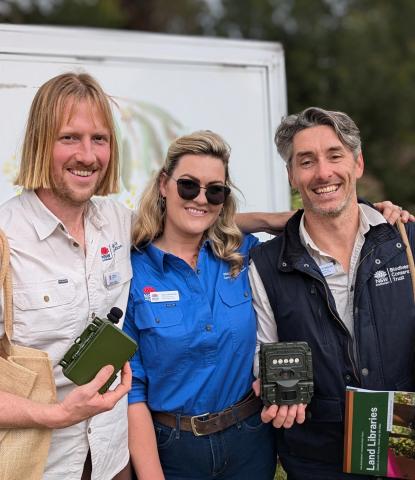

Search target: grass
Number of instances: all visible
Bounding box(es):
[275,463,287,480]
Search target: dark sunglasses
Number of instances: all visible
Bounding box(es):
[171,176,231,205]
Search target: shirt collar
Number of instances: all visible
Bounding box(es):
[20,189,106,241]
[145,243,168,272]
[299,203,387,257]
[144,238,212,273]
[87,198,108,230]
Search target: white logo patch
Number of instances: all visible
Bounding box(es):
[374,264,410,287]
[223,265,246,280]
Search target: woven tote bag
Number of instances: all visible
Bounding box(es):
[0,229,56,480]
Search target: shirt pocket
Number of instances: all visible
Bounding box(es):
[217,283,256,354]
[13,279,77,361]
[134,301,188,374]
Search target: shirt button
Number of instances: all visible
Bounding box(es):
[91,312,96,319]
[155,318,160,324]
[87,427,92,434]
[361,368,369,376]
[375,259,381,265]
[196,269,201,274]
[345,374,352,383]
[43,295,50,303]
[73,242,79,247]
[243,291,249,298]
[205,324,212,332]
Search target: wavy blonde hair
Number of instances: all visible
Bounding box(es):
[132,130,244,276]
[15,72,119,195]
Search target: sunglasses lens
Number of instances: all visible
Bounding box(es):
[175,178,231,205]
[206,185,231,205]
[176,179,200,200]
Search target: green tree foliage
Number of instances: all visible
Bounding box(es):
[117,0,209,34]
[0,0,126,27]
[212,0,415,209]
[1,0,414,208]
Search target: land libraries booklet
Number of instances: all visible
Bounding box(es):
[344,388,415,479]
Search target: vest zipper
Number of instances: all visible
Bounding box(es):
[314,275,360,382]
[306,245,378,384]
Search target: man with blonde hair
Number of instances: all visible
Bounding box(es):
[0,73,133,480]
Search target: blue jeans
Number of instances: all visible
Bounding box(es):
[154,411,277,479]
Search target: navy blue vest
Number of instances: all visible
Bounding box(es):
[251,210,415,464]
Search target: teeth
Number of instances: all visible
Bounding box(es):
[186,208,206,216]
[315,185,338,194]
[70,170,93,177]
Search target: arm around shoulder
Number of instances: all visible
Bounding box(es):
[235,211,294,235]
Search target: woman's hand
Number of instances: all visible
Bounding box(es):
[374,201,415,224]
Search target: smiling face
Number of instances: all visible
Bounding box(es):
[288,125,364,218]
[160,154,226,242]
[37,98,111,210]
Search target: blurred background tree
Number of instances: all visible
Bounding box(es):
[1,0,414,209]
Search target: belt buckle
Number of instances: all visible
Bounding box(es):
[190,412,210,436]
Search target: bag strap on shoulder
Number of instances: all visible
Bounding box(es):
[0,228,13,340]
[396,219,415,301]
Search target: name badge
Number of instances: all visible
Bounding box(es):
[150,290,180,302]
[320,261,336,277]
[105,271,121,287]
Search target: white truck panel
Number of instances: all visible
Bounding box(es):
[0,24,289,214]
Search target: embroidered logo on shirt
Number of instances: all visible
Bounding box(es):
[101,241,123,262]
[143,285,156,301]
[223,265,246,280]
[111,241,123,252]
[374,264,410,287]
[101,246,113,262]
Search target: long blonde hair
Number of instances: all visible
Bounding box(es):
[132,130,244,276]
[15,72,119,195]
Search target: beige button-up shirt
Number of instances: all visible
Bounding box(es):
[0,189,133,480]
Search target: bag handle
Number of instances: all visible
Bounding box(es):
[0,228,13,340]
[396,219,415,301]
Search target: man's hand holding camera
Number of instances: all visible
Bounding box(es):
[252,379,306,428]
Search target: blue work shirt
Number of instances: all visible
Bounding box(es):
[124,234,259,415]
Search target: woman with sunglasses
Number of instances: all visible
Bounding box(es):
[123,130,409,480]
[123,130,278,480]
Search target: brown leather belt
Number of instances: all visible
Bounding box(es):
[152,392,262,436]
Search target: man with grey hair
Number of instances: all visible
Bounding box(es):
[250,107,415,479]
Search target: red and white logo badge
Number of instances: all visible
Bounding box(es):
[101,246,113,262]
[143,286,156,301]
